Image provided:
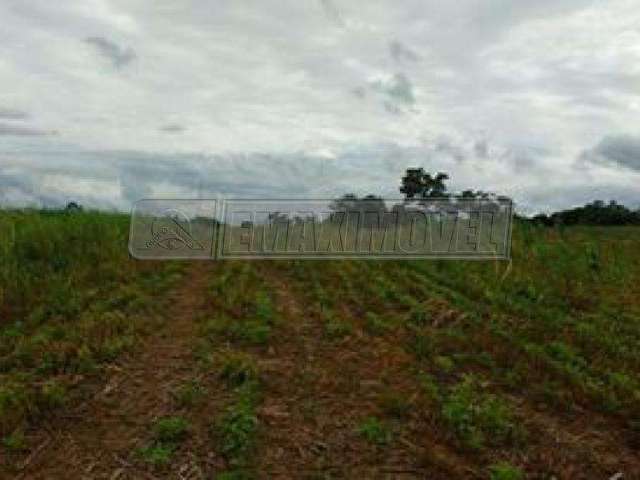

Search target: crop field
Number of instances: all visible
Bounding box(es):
[1,210,639,479]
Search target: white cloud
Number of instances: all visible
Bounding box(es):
[0,0,638,212]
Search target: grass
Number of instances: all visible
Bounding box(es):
[218,350,259,388]
[2,210,640,477]
[138,416,190,466]
[489,462,524,480]
[356,416,392,445]
[0,209,181,438]
[441,374,521,450]
[215,381,261,467]
[173,379,207,408]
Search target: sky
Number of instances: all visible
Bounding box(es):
[0,0,639,214]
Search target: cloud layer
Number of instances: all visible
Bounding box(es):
[0,0,638,213]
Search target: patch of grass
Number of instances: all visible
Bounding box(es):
[0,210,179,436]
[434,355,456,374]
[138,416,190,467]
[406,328,434,360]
[407,306,431,327]
[417,372,441,403]
[152,416,189,443]
[356,416,392,445]
[489,462,524,480]
[324,317,353,340]
[218,351,259,388]
[216,382,260,467]
[441,375,521,450]
[204,316,271,346]
[138,443,175,466]
[39,379,66,409]
[364,312,393,335]
[173,380,207,408]
[216,469,255,480]
[2,430,26,452]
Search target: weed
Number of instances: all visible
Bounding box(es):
[441,375,520,450]
[138,443,175,466]
[40,380,66,409]
[152,416,189,443]
[216,469,255,480]
[407,306,431,327]
[2,430,26,452]
[357,416,392,445]
[434,355,455,374]
[173,380,207,407]
[489,462,524,480]
[406,329,434,360]
[219,351,259,388]
[324,318,353,339]
[364,312,392,335]
[417,372,441,403]
[216,382,260,466]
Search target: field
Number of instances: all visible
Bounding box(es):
[1,210,639,479]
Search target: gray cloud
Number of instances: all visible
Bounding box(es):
[389,40,420,62]
[351,86,366,99]
[318,0,345,26]
[582,135,640,172]
[160,124,186,134]
[85,36,136,68]
[0,123,54,136]
[474,140,488,159]
[0,0,638,214]
[0,109,29,121]
[371,73,416,107]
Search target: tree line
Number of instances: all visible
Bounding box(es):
[331,168,640,226]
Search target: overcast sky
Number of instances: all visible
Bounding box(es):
[0,0,638,213]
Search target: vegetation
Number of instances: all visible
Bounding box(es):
[0,209,180,438]
[1,188,639,477]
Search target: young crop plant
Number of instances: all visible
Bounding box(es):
[138,416,190,467]
[216,381,261,468]
[173,379,207,408]
[441,374,522,451]
[364,312,393,336]
[489,462,524,480]
[357,416,392,446]
[218,350,259,388]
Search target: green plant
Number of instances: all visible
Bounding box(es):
[219,351,259,388]
[2,430,26,451]
[441,375,519,450]
[407,306,431,327]
[417,372,441,403]
[324,318,353,339]
[138,443,175,466]
[40,379,66,408]
[489,462,524,480]
[173,380,207,407]
[365,312,392,335]
[216,383,260,466]
[152,416,189,443]
[216,469,255,480]
[357,417,392,445]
